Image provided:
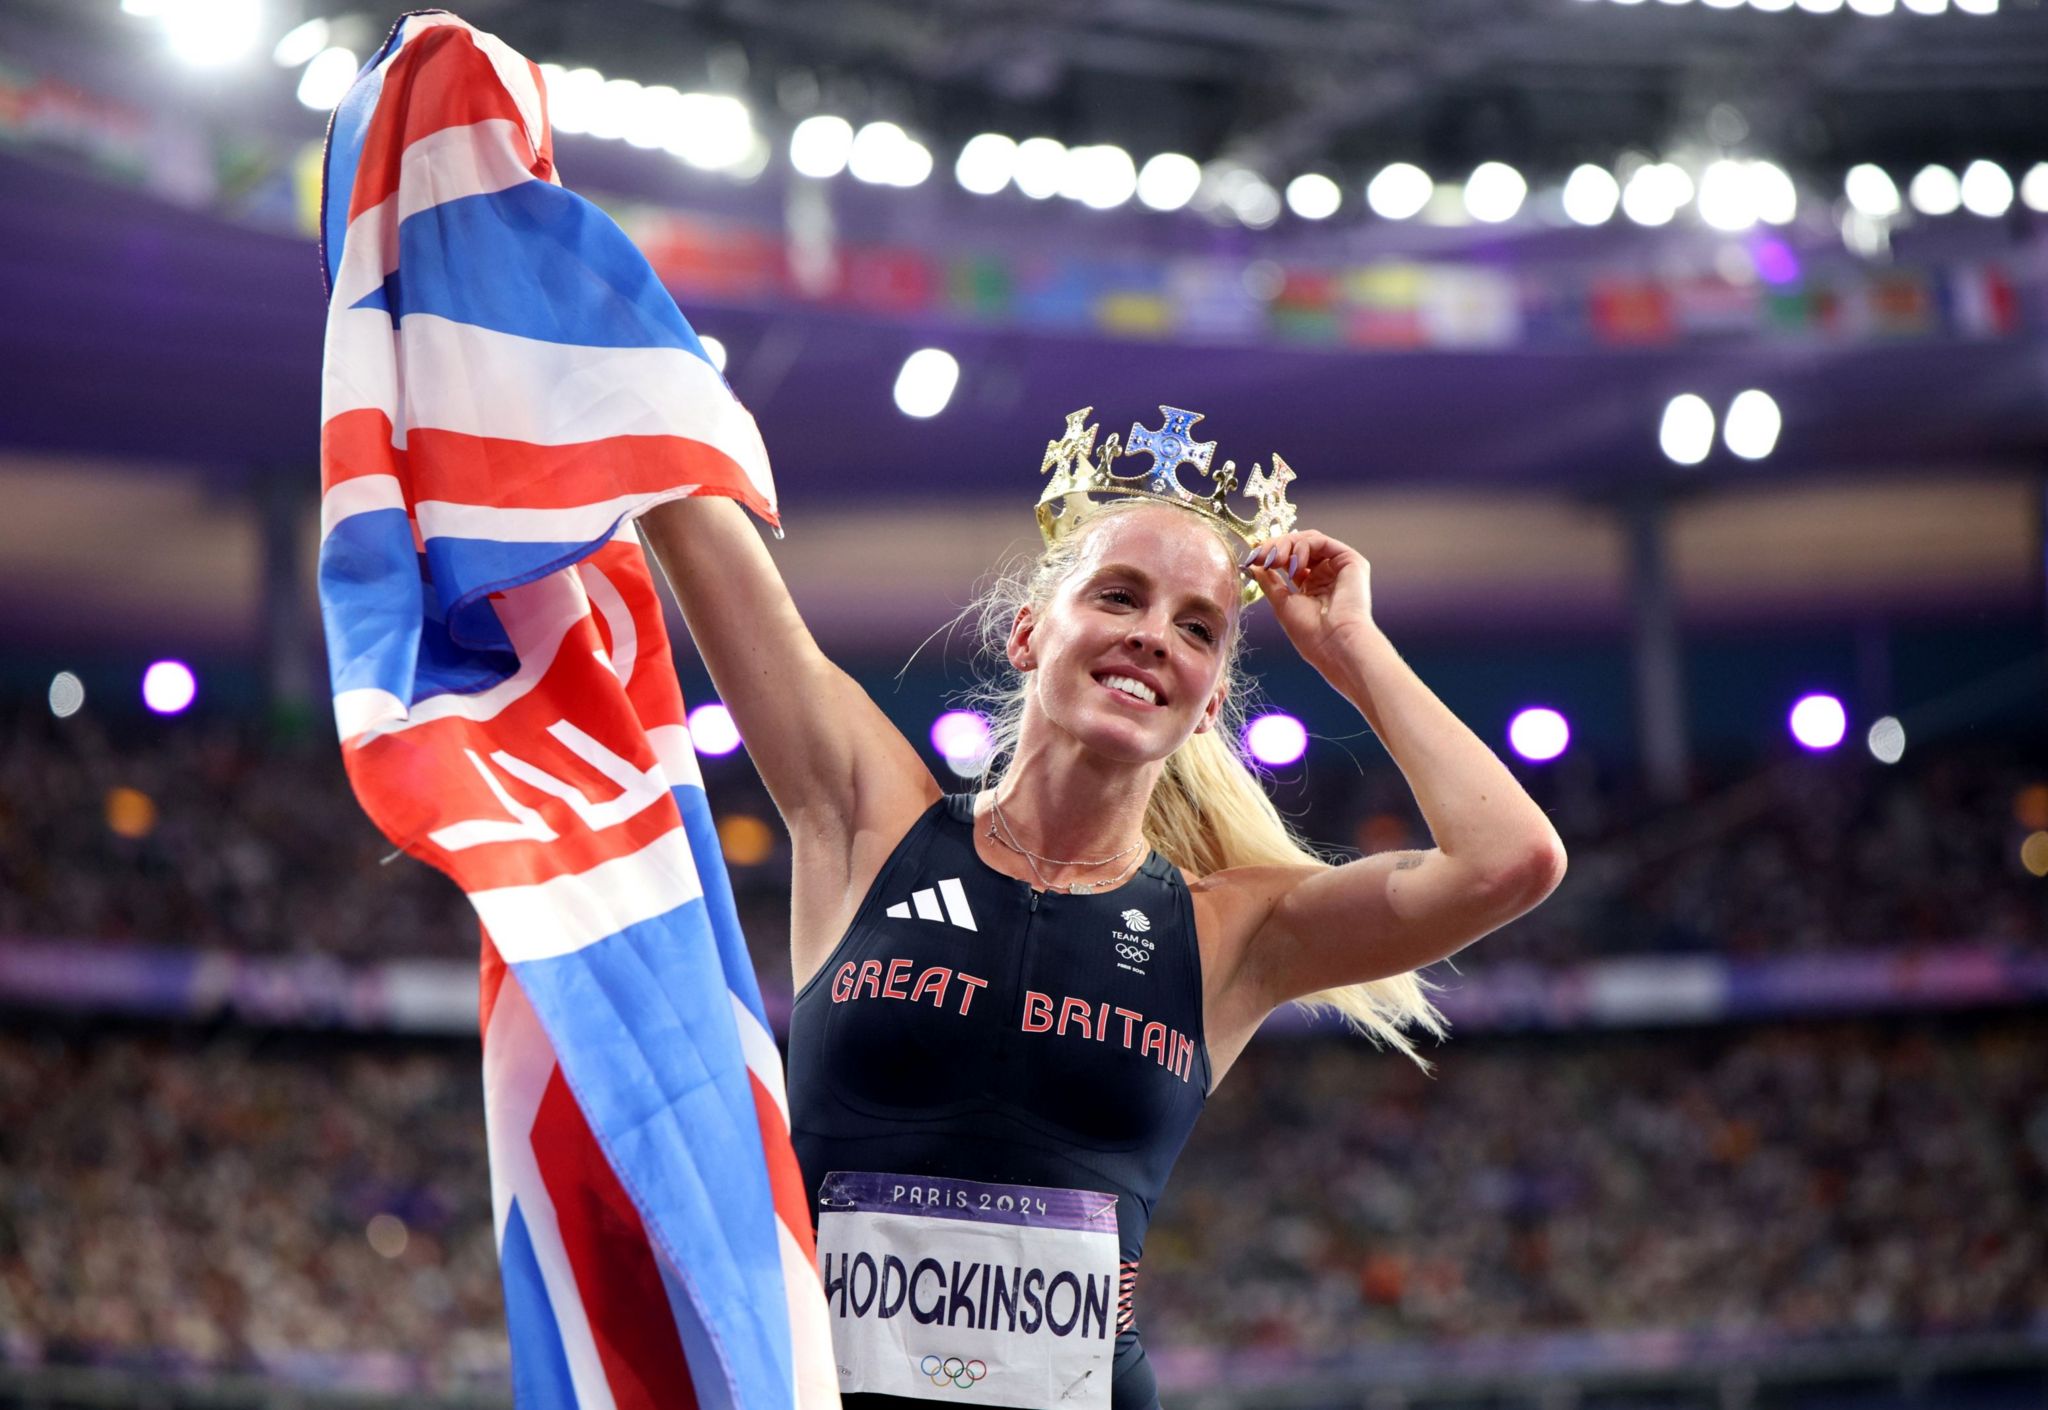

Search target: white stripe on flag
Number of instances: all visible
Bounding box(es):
[472,826,707,964]
[911,888,942,922]
[730,991,790,1130]
[647,724,703,791]
[321,310,774,507]
[937,877,976,932]
[481,969,621,1410]
[414,491,665,546]
[778,1219,841,1410]
[320,473,406,541]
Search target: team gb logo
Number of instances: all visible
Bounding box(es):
[1121,908,1151,933]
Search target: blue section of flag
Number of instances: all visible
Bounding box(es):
[511,898,793,1405]
[426,532,624,631]
[319,508,422,703]
[357,183,718,359]
[500,1201,582,1407]
[320,23,404,297]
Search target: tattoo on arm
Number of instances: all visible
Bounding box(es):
[1391,852,1425,871]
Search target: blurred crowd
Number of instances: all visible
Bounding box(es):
[0,706,2040,969]
[1,1015,2042,1390]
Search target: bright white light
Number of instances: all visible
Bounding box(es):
[790,114,854,177]
[1367,162,1434,220]
[1845,163,1901,217]
[48,672,85,719]
[1285,172,1342,220]
[1960,159,2013,217]
[1847,0,1896,14]
[1062,144,1138,209]
[271,16,327,67]
[161,0,263,67]
[1789,694,1847,750]
[622,84,681,150]
[1751,0,1795,10]
[1508,708,1571,763]
[931,711,994,778]
[1243,713,1309,767]
[1796,0,1845,11]
[893,348,960,419]
[1136,152,1202,211]
[142,660,197,715]
[1908,163,1961,216]
[1698,159,1758,231]
[1751,160,1796,224]
[1463,162,1527,223]
[698,335,727,373]
[1902,0,1947,11]
[121,0,167,14]
[1703,0,1746,8]
[1659,393,1716,465]
[587,77,642,142]
[955,133,1018,195]
[665,93,754,170]
[1723,389,1782,460]
[1622,162,1692,226]
[688,702,742,757]
[1012,137,1067,200]
[295,46,357,110]
[1953,0,1998,12]
[2021,163,2048,212]
[1866,715,1906,764]
[1562,164,1621,225]
[848,121,931,187]
[1228,174,1282,228]
[548,67,605,137]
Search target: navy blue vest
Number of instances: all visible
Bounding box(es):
[787,793,1212,1410]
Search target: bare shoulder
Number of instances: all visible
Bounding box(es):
[1185,863,1323,1043]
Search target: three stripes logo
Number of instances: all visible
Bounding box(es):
[884,878,978,932]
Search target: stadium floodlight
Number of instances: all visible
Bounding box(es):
[1844,164,1901,217]
[955,133,1018,195]
[1463,162,1528,223]
[1959,160,2013,217]
[848,121,932,187]
[1907,164,1961,215]
[1866,715,1906,764]
[1789,694,1847,750]
[1751,0,1795,11]
[1953,0,1997,11]
[271,17,328,67]
[931,711,995,779]
[1698,160,1757,231]
[1242,713,1309,767]
[547,67,605,137]
[1062,144,1138,209]
[1901,0,1948,12]
[1751,160,1797,224]
[1285,173,1342,220]
[48,672,85,719]
[1659,394,1716,466]
[295,47,358,109]
[688,702,742,756]
[1367,163,1433,220]
[698,336,727,373]
[790,114,853,178]
[893,348,960,419]
[1723,389,1782,460]
[1508,708,1571,763]
[160,0,262,66]
[1796,0,1845,11]
[1136,153,1202,211]
[143,660,197,715]
[1562,164,1621,225]
[2021,163,2048,213]
[1228,173,1282,228]
[1847,0,1898,12]
[668,94,754,171]
[1013,138,1067,200]
[1622,162,1691,226]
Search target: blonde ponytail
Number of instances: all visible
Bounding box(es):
[965,500,1447,1072]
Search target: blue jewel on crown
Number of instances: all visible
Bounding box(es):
[1126,407,1216,501]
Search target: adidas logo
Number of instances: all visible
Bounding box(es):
[884,878,978,932]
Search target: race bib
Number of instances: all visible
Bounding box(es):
[815,1171,1119,1410]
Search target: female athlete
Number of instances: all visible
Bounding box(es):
[638,405,1566,1410]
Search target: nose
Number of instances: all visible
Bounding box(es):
[1127,621,1168,658]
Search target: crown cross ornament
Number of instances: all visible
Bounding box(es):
[1037,404,1300,605]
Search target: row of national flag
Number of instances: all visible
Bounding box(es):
[317,13,835,1408]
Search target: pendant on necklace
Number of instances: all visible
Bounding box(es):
[1068,882,1095,895]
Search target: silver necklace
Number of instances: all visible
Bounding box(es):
[986,794,1146,896]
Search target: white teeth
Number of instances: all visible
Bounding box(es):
[1101,674,1159,705]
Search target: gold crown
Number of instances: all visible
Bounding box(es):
[1037,405,1298,605]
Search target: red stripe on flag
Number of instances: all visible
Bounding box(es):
[534,1067,699,1410]
[349,25,540,222]
[480,928,509,1037]
[749,1071,819,1263]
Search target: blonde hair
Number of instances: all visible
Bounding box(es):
[965,499,1447,1072]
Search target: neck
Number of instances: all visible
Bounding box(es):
[991,716,1159,871]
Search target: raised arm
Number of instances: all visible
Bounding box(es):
[1206,531,1567,1014]
[636,497,940,937]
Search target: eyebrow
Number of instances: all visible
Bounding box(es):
[1092,562,1229,623]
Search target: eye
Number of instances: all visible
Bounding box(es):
[1097,587,1136,608]
[1181,620,1217,644]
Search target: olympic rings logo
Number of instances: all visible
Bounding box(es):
[918,1355,988,1389]
[1115,943,1149,962]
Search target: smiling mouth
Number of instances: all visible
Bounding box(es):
[1096,673,1163,707]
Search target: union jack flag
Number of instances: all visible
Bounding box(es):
[316,13,836,1408]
